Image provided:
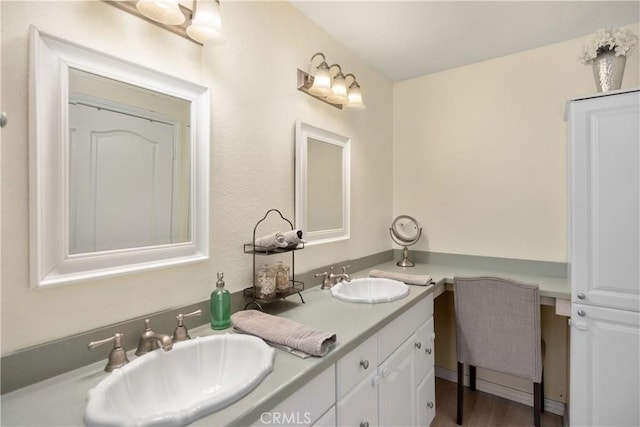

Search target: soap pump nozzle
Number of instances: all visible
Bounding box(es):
[216,272,225,288]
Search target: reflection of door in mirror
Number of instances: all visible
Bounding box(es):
[68,68,191,254]
[307,137,343,232]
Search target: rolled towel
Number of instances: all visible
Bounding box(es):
[282,229,307,247]
[254,232,289,252]
[231,310,336,357]
[369,269,433,286]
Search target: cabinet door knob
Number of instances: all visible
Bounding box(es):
[372,374,380,386]
[414,342,422,349]
[360,422,369,427]
[427,401,434,409]
[577,293,586,300]
[425,347,432,355]
[577,309,586,317]
[360,360,369,370]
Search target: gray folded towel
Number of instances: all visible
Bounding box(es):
[254,232,289,252]
[369,269,433,286]
[282,229,307,247]
[231,310,337,357]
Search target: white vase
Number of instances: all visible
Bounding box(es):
[592,51,626,92]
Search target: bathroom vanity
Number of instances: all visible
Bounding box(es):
[0,274,435,426]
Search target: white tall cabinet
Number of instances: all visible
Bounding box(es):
[567,89,640,426]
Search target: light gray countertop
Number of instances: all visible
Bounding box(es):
[0,259,570,426]
[364,260,570,300]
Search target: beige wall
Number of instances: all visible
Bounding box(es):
[393,22,640,263]
[0,0,393,354]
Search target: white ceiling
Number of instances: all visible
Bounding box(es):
[290,1,640,82]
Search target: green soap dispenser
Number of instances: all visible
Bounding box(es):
[211,272,231,330]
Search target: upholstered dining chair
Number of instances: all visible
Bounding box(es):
[453,276,544,427]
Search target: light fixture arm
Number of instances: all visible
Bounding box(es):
[329,63,344,78]
[344,73,359,88]
[308,52,327,74]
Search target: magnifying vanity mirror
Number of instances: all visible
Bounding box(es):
[390,215,422,267]
[29,27,210,288]
[295,121,350,245]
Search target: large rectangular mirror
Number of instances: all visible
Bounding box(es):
[295,121,350,244]
[29,27,210,288]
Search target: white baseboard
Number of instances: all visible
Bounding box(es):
[435,367,566,417]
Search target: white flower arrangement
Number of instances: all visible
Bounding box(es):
[579,28,638,65]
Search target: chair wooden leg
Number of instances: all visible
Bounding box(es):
[457,361,464,425]
[541,370,545,413]
[469,365,476,391]
[534,381,541,427]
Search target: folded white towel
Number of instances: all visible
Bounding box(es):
[254,232,289,252]
[282,229,307,247]
[231,310,337,357]
[369,269,433,286]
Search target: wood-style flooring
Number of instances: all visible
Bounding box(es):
[432,377,564,427]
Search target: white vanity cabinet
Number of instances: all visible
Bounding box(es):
[337,293,435,427]
[253,293,435,427]
[567,89,640,426]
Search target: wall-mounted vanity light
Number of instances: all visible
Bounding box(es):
[103,0,224,45]
[297,53,366,110]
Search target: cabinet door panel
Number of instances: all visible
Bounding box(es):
[569,92,640,311]
[336,373,378,427]
[379,336,416,427]
[312,406,336,427]
[417,370,436,427]
[415,317,435,382]
[570,303,640,426]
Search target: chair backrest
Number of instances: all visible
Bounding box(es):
[454,276,542,382]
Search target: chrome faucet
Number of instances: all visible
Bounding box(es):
[135,319,173,356]
[316,265,352,290]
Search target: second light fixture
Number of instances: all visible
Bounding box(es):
[298,52,366,110]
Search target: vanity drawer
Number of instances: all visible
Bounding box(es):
[336,333,378,398]
[252,365,335,426]
[378,294,433,362]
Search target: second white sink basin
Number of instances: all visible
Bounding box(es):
[84,334,274,426]
[331,277,409,303]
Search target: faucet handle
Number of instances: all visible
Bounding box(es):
[341,265,351,273]
[88,333,129,372]
[315,271,331,290]
[173,309,202,342]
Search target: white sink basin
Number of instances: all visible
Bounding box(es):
[331,277,410,303]
[84,334,274,426]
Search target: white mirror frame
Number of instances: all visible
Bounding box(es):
[295,121,350,245]
[29,27,210,289]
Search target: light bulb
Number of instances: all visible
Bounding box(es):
[344,83,366,110]
[186,0,225,45]
[136,0,185,25]
[326,72,348,104]
[308,62,332,97]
